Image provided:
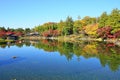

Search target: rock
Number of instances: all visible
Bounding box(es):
[12,56,17,59]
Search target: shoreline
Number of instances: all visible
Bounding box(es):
[24,36,120,47]
[1,36,120,46]
[22,36,120,43]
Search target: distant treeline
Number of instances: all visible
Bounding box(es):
[33,8,120,39]
[0,27,32,39]
[0,27,31,34]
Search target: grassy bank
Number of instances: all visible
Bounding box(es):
[22,35,120,43]
[23,35,103,42]
[0,38,15,44]
[0,38,6,44]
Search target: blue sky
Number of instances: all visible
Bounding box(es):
[0,0,120,29]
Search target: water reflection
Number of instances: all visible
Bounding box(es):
[0,39,120,72]
[0,40,31,48]
[0,57,25,66]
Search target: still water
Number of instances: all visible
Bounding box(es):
[0,40,120,80]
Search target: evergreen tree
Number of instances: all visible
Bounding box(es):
[98,12,108,27]
[64,16,74,35]
[108,8,120,33]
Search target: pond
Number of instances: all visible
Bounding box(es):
[0,40,120,80]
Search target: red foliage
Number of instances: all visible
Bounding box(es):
[0,30,6,37]
[113,30,120,38]
[14,32,23,36]
[5,31,14,35]
[42,29,60,37]
[97,26,112,39]
[53,30,60,36]
[98,28,120,39]
[0,30,24,39]
[107,34,116,39]
[106,43,115,47]
[42,31,49,37]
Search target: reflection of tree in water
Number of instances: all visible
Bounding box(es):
[73,43,82,57]
[33,39,58,52]
[24,41,31,46]
[0,44,7,48]
[82,42,98,58]
[0,40,31,48]
[59,42,74,61]
[97,42,120,71]
[32,39,120,71]
[99,53,120,71]
[15,43,23,48]
[1,40,120,71]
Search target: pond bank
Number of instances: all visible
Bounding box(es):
[23,36,120,43]
[0,40,14,44]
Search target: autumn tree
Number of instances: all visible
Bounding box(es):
[97,26,112,39]
[82,16,97,26]
[84,24,98,37]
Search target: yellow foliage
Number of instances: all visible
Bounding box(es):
[80,20,85,24]
[83,44,98,54]
[84,24,98,35]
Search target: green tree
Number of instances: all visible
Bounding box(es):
[57,20,65,35]
[108,8,120,33]
[98,12,108,27]
[64,16,74,35]
[15,28,24,33]
[0,27,6,31]
[82,16,96,26]
[73,20,82,34]
[25,28,31,33]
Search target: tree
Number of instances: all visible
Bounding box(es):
[15,28,24,33]
[84,24,98,37]
[82,16,97,26]
[64,16,74,35]
[0,30,6,39]
[57,20,65,36]
[0,27,6,31]
[25,28,31,33]
[108,8,120,33]
[97,26,112,39]
[73,20,82,34]
[113,30,120,38]
[98,12,108,27]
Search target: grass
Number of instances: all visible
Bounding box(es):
[0,38,7,44]
[0,38,14,44]
[0,38,4,41]
[5,39,14,42]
